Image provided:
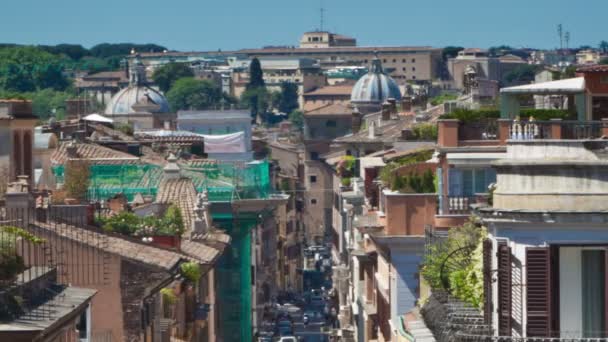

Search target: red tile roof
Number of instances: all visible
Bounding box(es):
[304,102,352,116]
[51,142,140,165]
[576,64,608,73]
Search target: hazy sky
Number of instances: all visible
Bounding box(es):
[2,0,605,51]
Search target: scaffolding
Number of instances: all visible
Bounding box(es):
[52,159,272,340]
[52,160,271,203]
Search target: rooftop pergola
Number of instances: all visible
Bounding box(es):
[500,77,587,120]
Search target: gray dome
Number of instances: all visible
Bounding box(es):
[105,86,170,115]
[105,56,170,115]
[351,57,402,105]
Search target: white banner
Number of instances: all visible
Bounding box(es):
[202,132,246,153]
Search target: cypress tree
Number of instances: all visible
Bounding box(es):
[247,58,265,89]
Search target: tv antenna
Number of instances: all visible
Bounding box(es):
[320,0,325,31]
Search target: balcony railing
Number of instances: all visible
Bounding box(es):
[438,119,608,147]
[437,196,477,215]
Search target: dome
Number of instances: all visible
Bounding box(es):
[351,57,402,106]
[105,56,170,115]
[105,86,170,115]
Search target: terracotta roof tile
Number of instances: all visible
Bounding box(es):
[304,85,353,96]
[51,142,140,165]
[576,64,608,73]
[156,178,198,232]
[33,221,205,269]
[304,102,352,116]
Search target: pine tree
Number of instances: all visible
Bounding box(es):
[247,58,265,90]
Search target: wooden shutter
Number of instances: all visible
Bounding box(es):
[497,243,512,336]
[526,247,551,337]
[483,239,493,326]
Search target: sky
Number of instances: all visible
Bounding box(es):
[1,0,605,51]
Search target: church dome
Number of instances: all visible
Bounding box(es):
[105,57,170,115]
[351,57,402,106]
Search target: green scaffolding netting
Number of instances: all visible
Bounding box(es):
[53,160,270,339]
[52,160,271,203]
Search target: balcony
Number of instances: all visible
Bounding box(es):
[437,195,489,216]
[438,118,608,148]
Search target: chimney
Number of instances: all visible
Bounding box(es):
[351,107,362,133]
[381,101,391,121]
[163,153,181,180]
[387,98,397,115]
[368,121,376,139]
[66,141,78,158]
[401,96,412,112]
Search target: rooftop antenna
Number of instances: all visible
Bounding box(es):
[320,0,324,32]
[565,31,570,50]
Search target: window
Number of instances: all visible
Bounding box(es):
[412,76,416,80]
[402,67,406,71]
[392,59,396,63]
[326,120,336,127]
[310,175,317,183]
[448,168,496,197]
[383,59,387,63]
[364,59,368,63]
[311,199,317,205]
[411,58,416,63]
[402,59,406,63]
[601,75,608,84]
[310,152,319,160]
[412,67,416,72]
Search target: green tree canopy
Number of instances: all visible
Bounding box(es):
[39,44,90,60]
[247,58,265,89]
[89,43,167,58]
[166,78,222,111]
[503,64,540,85]
[241,87,270,121]
[442,46,464,60]
[152,63,194,93]
[277,81,299,114]
[0,46,71,92]
[600,57,608,65]
[600,41,608,54]
[288,110,304,131]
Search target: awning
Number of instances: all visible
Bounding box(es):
[500,77,585,95]
[82,113,114,123]
[446,152,506,166]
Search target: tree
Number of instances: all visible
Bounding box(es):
[89,43,167,58]
[442,46,464,60]
[278,82,299,114]
[288,110,304,131]
[247,58,265,89]
[0,46,70,92]
[241,87,270,121]
[600,41,608,54]
[64,159,90,202]
[166,78,222,111]
[152,63,194,93]
[39,44,90,60]
[30,89,72,120]
[503,64,539,85]
[600,58,608,65]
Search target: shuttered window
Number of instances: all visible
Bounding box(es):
[483,239,493,326]
[449,168,496,197]
[497,243,512,336]
[526,247,551,337]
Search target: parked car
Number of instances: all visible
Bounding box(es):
[278,336,298,342]
[276,319,293,336]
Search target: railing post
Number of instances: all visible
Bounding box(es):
[549,119,562,139]
[438,119,459,147]
[602,119,608,138]
[497,119,511,145]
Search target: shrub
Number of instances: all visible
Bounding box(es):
[159,205,185,236]
[421,220,486,309]
[410,123,438,140]
[0,226,44,284]
[390,170,436,193]
[102,211,141,235]
[341,177,351,187]
[440,108,500,122]
[337,155,356,178]
[430,93,458,106]
[160,287,177,305]
[180,262,201,283]
[379,149,434,185]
